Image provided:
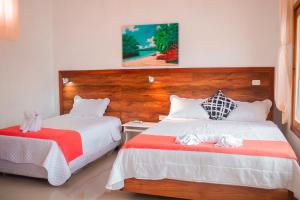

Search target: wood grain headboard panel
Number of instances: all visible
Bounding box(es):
[59,67,274,122]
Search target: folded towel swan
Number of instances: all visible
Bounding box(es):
[176,134,243,147]
[20,111,42,133]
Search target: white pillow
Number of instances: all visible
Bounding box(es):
[167,95,209,119]
[70,95,110,118]
[226,99,272,122]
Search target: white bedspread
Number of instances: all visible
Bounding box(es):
[106,118,300,199]
[0,114,121,186]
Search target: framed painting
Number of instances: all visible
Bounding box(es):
[122,23,179,67]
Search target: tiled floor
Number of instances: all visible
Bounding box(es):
[0,151,175,200]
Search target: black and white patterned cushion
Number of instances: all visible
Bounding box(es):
[201,90,238,120]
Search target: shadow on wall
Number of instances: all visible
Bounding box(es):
[273,107,286,133]
[275,106,300,159]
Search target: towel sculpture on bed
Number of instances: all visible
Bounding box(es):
[176,134,243,147]
[20,111,42,133]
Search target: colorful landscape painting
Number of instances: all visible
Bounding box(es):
[122,23,179,67]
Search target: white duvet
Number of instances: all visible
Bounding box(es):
[0,114,121,186]
[106,118,300,199]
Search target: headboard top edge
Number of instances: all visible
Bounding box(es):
[59,66,274,74]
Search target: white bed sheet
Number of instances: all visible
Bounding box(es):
[106,118,300,199]
[0,114,122,186]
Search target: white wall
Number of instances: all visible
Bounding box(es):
[0,0,281,128]
[52,0,280,114]
[53,0,280,70]
[0,0,56,128]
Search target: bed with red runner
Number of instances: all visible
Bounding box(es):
[106,119,300,200]
[0,114,121,186]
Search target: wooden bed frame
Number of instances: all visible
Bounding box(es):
[59,67,295,200]
[123,179,293,200]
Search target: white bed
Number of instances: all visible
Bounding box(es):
[106,118,300,199]
[0,114,122,186]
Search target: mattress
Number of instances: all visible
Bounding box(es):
[106,118,300,199]
[0,114,122,186]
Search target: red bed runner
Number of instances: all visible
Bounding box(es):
[123,134,297,161]
[0,126,83,163]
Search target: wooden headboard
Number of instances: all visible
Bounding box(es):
[59,67,274,122]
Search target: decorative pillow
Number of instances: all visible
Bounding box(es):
[201,90,238,120]
[167,95,209,119]
[70,95,110,118]
[225,99,272,122]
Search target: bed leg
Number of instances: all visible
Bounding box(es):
[115,144,122,151]
[106,148,117,157]
[289,191,296,200]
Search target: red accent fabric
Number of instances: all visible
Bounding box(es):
[0,126,83,163]
[123,134,297,161]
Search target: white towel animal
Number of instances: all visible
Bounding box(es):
[176,134,243,147]
[20,111,42,133]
